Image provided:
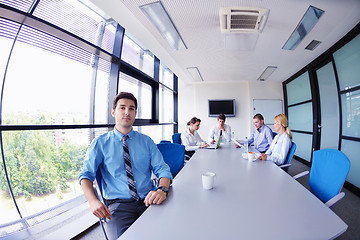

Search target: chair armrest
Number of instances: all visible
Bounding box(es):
[151,173,159,187]
[293,171,309,180]
[279,163,291,168]
[93,185,101,201]
[325,192,345,208]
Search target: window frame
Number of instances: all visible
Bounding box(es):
[0,2,178,237]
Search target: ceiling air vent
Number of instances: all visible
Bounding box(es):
[219,7,269,33]
[305,40,321,50]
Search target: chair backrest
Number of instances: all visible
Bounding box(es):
[172,133,182,144]
[95,168,104,201]
[157,142,185,177]
[284,142,296,165]
[160,140,171,144]
[309,149,351,203]
[273,132,277,138]
[94,168,109,240]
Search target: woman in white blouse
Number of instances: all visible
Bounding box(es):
[181,117,209,158]
[259,113,292,165]
[208,113,231,143]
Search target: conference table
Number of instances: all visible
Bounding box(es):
[119,144,348,240]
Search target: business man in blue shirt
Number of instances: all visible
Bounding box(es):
[79,92,172,239]
[247,113,274,153]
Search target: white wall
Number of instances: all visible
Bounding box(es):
[248,81,285,132]
[178,80,283,141]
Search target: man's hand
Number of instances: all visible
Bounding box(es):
[259,153,268,161]
[89,199,112,220]
[144,189,167,207]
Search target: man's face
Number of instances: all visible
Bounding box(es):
[218,119,225,127]
[253,118,264,129]
[111,98,136,130]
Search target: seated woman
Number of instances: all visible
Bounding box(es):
[181,117,209,159]
[208,113,231,144]
[259,113,292,165]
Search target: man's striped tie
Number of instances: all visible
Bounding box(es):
[122,135,140,201]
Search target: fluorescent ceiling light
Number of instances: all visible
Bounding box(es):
[257,66,277,81]
[140,1,187,50]
[282,6,324,50]
[187,67,204,82]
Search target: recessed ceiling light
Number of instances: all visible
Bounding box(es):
[187,67,204,82]
[282,6,324,50]
[140,1,187,51]
[257,66,277,81]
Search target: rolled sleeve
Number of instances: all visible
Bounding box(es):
[78,138,103,184]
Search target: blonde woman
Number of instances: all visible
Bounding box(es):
[259,114,292,165]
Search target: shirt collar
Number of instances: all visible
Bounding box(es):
[113,128,134,140]
[257,124,266,132]
[186,127,191,134]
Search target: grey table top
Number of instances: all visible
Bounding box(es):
[119,144,348,240]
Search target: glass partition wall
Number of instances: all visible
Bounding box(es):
[283,23,360,196]
[0,0,178,237]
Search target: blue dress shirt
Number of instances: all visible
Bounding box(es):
[247,124,273,152]
[78,128,173,200]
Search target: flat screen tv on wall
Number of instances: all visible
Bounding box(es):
[208,99,236,117]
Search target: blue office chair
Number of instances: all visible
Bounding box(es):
[172,133,182,144]
[279,142,296,172]
[160,140,171,144]
[93,168,109,240]
[157,142,185,177]
[293,149,351,208]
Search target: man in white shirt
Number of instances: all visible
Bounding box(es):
[208,113,231,143]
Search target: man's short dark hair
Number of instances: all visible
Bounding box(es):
[113,92,137,110]
[217,113,226,121]
[253,113,264,121]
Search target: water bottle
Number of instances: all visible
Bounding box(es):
[244,137,248,152]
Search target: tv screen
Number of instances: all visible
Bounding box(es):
[208,99,235,117]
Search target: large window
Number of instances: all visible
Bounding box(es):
[283,24,360,195]
[118,73,152,119]
[2,32,92,125]
[0,0,178,237]
[334,34,360,193]
[284,72,313,162]
[159,63,175,124]
[121,34,155,78]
